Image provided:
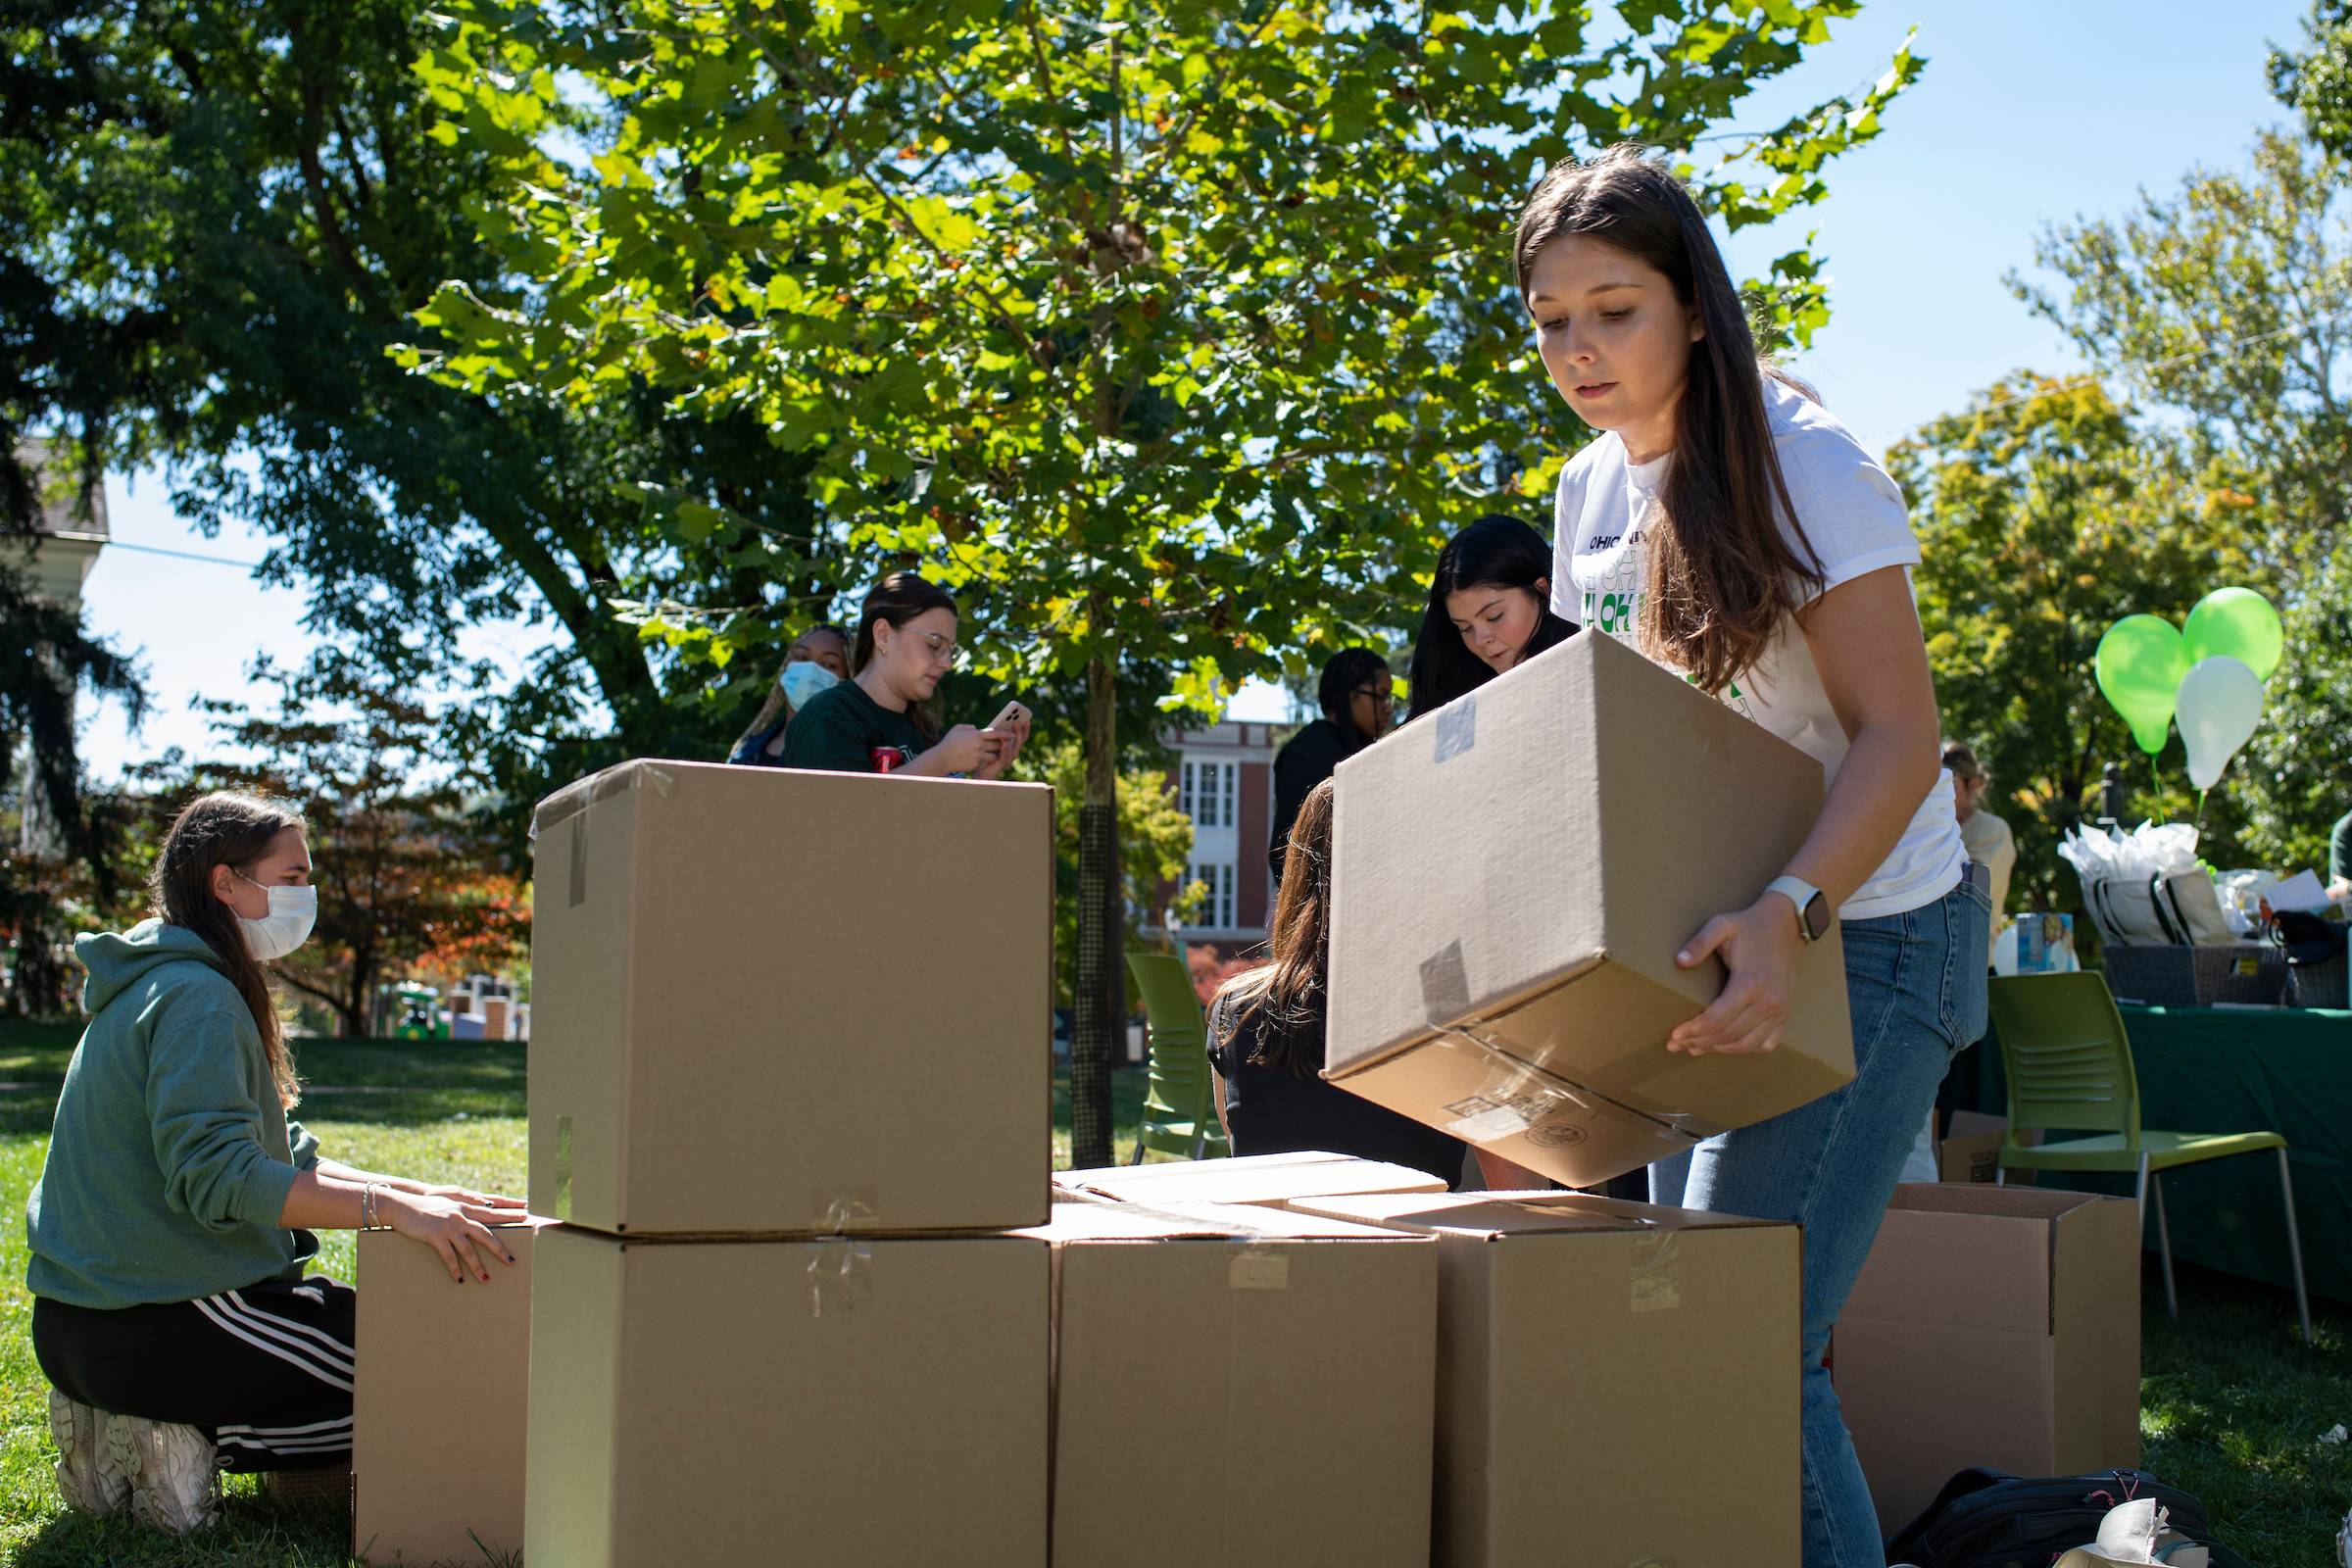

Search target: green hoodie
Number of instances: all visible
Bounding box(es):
[25,920,320,1309]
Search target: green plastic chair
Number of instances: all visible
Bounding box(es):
[1125,951,1229,1164]
[1987,971,2312,1344]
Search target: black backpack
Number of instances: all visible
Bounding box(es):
[1884,1466,2253,1568]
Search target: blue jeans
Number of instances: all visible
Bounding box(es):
[1650,875,1990,1568]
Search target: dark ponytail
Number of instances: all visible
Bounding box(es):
[153,791,304,1109]
[853,573,956,744]
[1514,143,1823,694]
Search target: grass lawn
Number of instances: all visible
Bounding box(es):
[0,1017,2340,1564]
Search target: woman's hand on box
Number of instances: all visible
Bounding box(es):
[419,1183,526,1212]
[1668,897,1800,1055]
[384,1190,521,1285]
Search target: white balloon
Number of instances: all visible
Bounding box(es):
[2175,655,2266,790]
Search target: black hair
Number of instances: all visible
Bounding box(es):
[1315,647,1393,741]
[1407,514,1580,718]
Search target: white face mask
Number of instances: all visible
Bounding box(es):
[236,877,318,961]
[780,661,839,709]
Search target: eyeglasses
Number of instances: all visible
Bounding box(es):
[1352,685,1396,708]
[899,630,961,667]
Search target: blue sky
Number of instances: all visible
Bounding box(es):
[72,0,2316,760]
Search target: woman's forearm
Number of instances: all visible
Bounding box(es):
[279,1167,374,1230]
[1781,718,1942,910]
[311,1156,425,1195]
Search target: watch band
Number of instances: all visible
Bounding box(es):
[1764,874,1829,944]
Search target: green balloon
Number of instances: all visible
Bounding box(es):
[2095,614,2188,755]
[2182,586,2283,682]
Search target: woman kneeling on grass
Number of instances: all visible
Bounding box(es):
[1208,779,1544,1190]
[25,791,523,1533]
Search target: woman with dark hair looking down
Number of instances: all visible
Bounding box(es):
[1406,514,1580,718]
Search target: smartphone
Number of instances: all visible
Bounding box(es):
[986,700,1030,733]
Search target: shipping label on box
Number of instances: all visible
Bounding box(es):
[1297,1190,1802,1568]
[528,760,1053,1236]
[354,1219,551,1566]
[1325,632,1855,1189]
[1028,1199,1437,1568]
[525,1227,1048,1568]
[1836,1183,2141,1536]
[1053,1149,1447,1208]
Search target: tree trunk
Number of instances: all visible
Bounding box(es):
[1069,628,1122,1169]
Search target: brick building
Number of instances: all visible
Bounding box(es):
[1157,719,1282,954]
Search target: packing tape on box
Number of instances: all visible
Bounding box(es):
[1434,1027,1687,1152]
[552,1114,574,1221]
[1091,1201,1296,1291]
[1433,694,1477,763]
[807,1238,874,1317]
[811,1185,880,1234]
[1629,1231,1681,1313]
[526,761,678,906]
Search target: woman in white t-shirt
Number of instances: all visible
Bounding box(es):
[1519,144,1989,1567]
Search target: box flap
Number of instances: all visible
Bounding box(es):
[1021,1197,1416,1245]
[1295,1189,1785,1239]
[1054,1151,1446,1207]
[528,758,674,843]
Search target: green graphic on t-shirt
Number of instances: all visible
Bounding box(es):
[1583,588,1641,635]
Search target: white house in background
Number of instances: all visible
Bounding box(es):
[1155,719,1281,953]
[4,439,110,856]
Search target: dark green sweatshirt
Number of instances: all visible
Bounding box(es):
[25,920,321,1308]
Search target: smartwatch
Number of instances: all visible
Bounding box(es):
[1764,875,1833,945]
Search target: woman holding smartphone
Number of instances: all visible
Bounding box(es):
[780,572,1030,777]
[1519,144,1986,1566]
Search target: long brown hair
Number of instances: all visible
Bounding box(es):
[1216,777,1336,1077]
[853,572,956,743]
[153,791,303,1109]
[1514,144,1824,694]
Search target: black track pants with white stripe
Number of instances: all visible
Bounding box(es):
[33,1275,356,1471]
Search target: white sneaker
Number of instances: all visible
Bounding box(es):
[105,1413,220,1535]
[45,1389,128,1514]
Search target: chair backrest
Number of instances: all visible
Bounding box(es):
[1985,971,2142,1148]
[1125,951,1220,1142]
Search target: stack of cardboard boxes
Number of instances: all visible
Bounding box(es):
[521,760,1058,1565]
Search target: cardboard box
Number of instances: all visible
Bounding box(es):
[354,1220,548,1566]
[1032,1198,1438,1567]
[529,760,1053,1235]
[525,1226,1048,1567]
[1938,1109,2040,1185]
[1054,1149,1449,1209]
[1325,631,1855,1188]
[1297,1190,1801,1567]
[1836,1184,2141,1536]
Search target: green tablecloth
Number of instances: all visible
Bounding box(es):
[1954,1004,2352,1303]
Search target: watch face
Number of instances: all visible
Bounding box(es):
[1804,895,1833,942]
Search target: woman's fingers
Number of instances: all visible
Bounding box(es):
[429,1232,465,1284]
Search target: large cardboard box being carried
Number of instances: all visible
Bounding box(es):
[1326,631,1855,1188]
[1298,1190,1802,1567]
[1053,1149,1447,1209]
[1837,1184,2141,1536]
[529,760,1053,1235]
[525,1226,1048,1567]
[354,1220,549,1566]
[1035,1197,1438,1567]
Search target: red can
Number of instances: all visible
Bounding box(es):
[869,746,904,774]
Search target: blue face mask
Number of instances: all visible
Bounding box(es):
[780,661,839,710]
